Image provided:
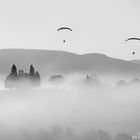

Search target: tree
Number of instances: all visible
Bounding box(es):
[29,65,35,77]
[33,71,41,87]
[4,64,18,89]
[35,71,40,79]
[29,65,41,88]
[11,64,17,76]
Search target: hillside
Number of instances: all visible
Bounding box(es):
[0,49,140,77]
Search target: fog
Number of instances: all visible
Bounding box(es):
[0,74,140,140]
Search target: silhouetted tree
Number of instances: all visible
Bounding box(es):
[33,71,41,87]
[4,64,18,89]
[29,65,35,77]
[29,65,41,87]
[11,64,17,76]
[35,71,40,79]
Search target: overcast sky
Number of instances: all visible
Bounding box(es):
[0,0,140,60]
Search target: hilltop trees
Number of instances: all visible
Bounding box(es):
[5,64,18,89]
[5,65,41,90]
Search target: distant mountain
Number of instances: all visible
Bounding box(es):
[0,49,140,77]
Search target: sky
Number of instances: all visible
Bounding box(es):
[0,0,140,60]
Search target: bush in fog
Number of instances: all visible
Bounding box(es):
[116,80,128,87]
[5,64,41,90]
[84,74,101,86]
[129,78,140,86]
[48,75,65,85]
[71,74,102,89]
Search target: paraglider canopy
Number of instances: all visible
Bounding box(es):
[125,38,140,43]
[57,27,72,32]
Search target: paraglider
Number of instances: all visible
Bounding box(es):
[57,27,72,43]
[125,37,140,55]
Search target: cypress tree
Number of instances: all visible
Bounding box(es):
[11,64,17,76]
[29,65,35,77]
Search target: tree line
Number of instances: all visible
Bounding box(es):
[5,64,41,89]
